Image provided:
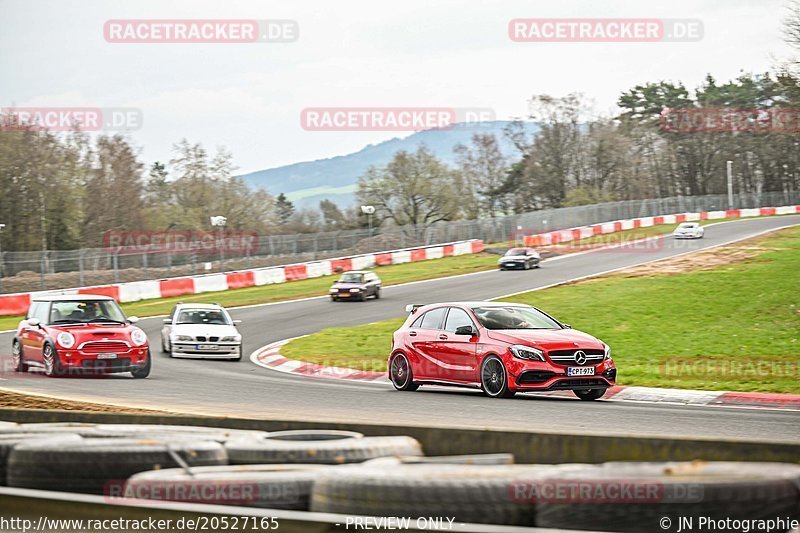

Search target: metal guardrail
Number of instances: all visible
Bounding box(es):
[1,191,797,294]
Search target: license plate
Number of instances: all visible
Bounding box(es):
[568,366,595,376]
[196,344,219,350]
[96,353,117,360]
[339,293,350,297]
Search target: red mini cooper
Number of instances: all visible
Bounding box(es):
[388,302,616,400]
[11,294,151,378]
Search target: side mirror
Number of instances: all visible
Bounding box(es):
[128,316,139,324]
[563,324,572,329]
[162,318,172,324]
[27,318,41,327]
[454,325,476,336]
[233,319,242,324]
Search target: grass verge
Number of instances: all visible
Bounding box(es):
[282,226,800,393]
[0,216,778,331]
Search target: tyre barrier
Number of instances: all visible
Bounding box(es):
[125,464,332,510]
[533,461,800,532]
[225,430,423,465]
[310,463,579,526]
[364,453,515,466]
[91,424,269,442]
[0,434,82,486]
[0,422,101,436]
[7,436,227,494]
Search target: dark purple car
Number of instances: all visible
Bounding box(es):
[329,271,382,301]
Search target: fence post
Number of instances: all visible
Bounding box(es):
[78,251,85,287]
[40,253,46,290]
[112,254,119,283]
[142,251,148,279]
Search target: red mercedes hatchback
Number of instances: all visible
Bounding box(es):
[388,302,616,400]
[11,294,151,378]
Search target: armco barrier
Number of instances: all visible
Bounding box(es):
[0,240,483,316]
[523,205,800,247]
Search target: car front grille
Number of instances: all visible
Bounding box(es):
[548,349,604,366]
[80,341,130,353]
[194,336,220,342]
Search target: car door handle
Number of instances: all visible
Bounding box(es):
[409,331,417,337]
[438,334,448,340]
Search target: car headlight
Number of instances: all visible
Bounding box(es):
[350,288,361,292]
[603,343,612,361]
[130,328,147,346]
[175,335,193,342]
[56,332,75,349]
[220,336,241,342]
[329,288,337,292]
[510,344,545,361]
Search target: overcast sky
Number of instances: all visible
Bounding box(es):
[0,0,793,174]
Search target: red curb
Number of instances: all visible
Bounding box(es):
[712,392,800,409]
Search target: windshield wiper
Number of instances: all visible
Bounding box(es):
[87,317,126,324]
[49,319,86,324]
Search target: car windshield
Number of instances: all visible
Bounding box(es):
[472,306,561,330]
[49,300,127,324]
[339,273,364,283]
[505,248,528,256]
[679,223,698,229]
[176,309,231,325]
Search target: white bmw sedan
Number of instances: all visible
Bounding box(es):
[161,303,243,361]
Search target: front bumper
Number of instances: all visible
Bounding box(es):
[499,261,528,269]
[507,359,616,391]
[171,342,241,358]
[57,346,149,373]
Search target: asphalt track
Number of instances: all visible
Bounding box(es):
[1,216,798,443]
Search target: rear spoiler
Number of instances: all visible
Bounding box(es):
[404,304,424,314]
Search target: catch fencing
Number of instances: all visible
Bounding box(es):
[0,191,797,294]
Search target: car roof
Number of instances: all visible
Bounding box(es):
[32,293,115,302]
[419,301,530,309]
[175,303,225,310]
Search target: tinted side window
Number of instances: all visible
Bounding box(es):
[411,314,425,328]
[420,307,446,330]
[443,308,474,333]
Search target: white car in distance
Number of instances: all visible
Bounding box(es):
[673,222,705,239]
[161,303,243,361]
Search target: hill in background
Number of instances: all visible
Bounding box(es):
[238,121,538,208]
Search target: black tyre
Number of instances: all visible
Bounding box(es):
[310,463,574,526]
[161,336,170,354]
[7,436,227,494]
[365,453,514,466]
[125,464,331,510]
[573,388,606,401]
[0,434,82,486]
[42,343,64,377]
[11,340,26,373]
[389,353,419,391]
[480,356,515,398]
[225,430,422,465]
[374,288,381,299]
[535,461,800,532]
[131,350,151,379]
[330,296,338,302]
[92,424,268,443]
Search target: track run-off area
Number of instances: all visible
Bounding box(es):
[1,216,798,443]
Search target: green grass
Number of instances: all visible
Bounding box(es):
[0,253,499,331]
[282,226,800,393]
